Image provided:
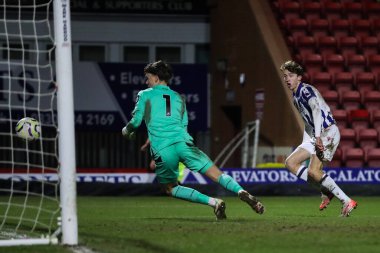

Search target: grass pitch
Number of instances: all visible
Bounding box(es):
[4,196,380,253]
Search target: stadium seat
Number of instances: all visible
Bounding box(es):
[328,147,342,168]
[365,2,380,21]
[302,72,310,83]
[281,1,301,22]
[311,72,331,93]
[330,19,350,39]
[371,110,380,133]
[352,19,372,39]
[288,19,308,38]
[366,148,380,167]
[359,36,379,58]
[349,109,370,132]
[302,2,321,23]
[323,2,343,22]
[341,90,361,111]
[296,36,316,57]
[346,54,366,75]
[334,72,353,95]
[309,19,329,40]
[322,90,339,110]
[345,147,365,168]
[332,109,348,129]
[355,72,375,95]
[318,36,337,58]
[338,36,358,58]
[372,18,380,40]
[344,2,363,22]
[367,54,380,72]
[357,128,378,154]
[340,128,356,154]
[363,91,380,112]
[302,54,323,75]
[324,54,345,75]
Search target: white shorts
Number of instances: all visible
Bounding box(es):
[297,125,340,162]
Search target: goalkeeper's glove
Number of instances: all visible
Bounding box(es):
[122,126,136,140]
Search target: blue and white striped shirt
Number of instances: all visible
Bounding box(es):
[293,82,335,138]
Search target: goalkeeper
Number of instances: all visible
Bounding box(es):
[122,60,264,220]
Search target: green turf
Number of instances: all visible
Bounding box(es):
[3,196,380,253]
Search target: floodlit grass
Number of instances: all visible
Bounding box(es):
[2,196,380,253]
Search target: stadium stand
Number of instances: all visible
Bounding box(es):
[346,54,366,75]
[344,2,363,22]
[340,90,361,110]
[309,19,330,39]
[280,1,301,22]
[323,1,343,22]
[340,128,357,155]
[302,2,321,23]
[324,54,345,75]
[345,147,365,168]
[334,72,354,95]
[366,2,380,21]
[272,0,380,167]
[351,19,372,38]
[312,72,331,92]
[322,90,339,110]
[359,36,378,58]
[303,54,323,75]
[366,148,380,167]
[355,72,375,95]
[349,109,370,132]
[332,109,348,129]
[363,91,380,111]
[329,147,343,167]
[318,36,337,58]
[330,19,350,39]
[371,109,380,132]
[296,36,316,57]
[357,128,378,154]
[338,36,358,58]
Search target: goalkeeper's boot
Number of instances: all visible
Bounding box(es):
[319,192,334,211]
[214,199,226,221]
[238,190,265,214]
[341,199,358,217]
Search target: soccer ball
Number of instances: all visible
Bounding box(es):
[15,117,41,141]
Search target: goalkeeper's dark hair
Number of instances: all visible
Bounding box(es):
[144,60,173,83]
[280,60,304,76]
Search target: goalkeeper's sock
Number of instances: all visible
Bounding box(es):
[172,185,216,207]
[319,174,350,203]
[217,174,243,194]
[296,165,308,181]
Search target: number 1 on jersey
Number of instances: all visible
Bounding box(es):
[163,94,171,116]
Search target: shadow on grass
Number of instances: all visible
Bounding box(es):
[80,232,181,253]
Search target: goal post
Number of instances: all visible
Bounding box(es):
[54,0,78,245]
[0,0,77,246]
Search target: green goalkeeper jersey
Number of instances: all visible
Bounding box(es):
[127,84,193,154]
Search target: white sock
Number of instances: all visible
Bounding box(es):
[296,165,308,181]
[208,198,217,207]
[320,174,350,203]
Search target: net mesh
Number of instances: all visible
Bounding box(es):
[0,0,60,239]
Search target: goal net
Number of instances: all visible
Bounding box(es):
[0,0,77,246]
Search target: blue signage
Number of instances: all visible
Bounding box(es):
[97,63,208,131]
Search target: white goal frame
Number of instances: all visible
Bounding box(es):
[54,0,78,246]
[0,0,78,246]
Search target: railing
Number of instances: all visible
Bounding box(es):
[214,119,260,168]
